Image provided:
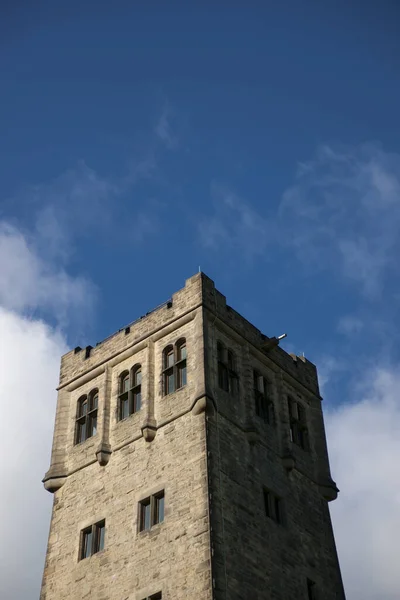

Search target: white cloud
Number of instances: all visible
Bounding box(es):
[0,309,68,600]
[0,209,95,597]
[0,222,93,323]
[199,143,400,297]
[154,103,178,149]
[280,143,400,296]
[198,184,272,260]
[337,315,364,336]
[326,365,400,600]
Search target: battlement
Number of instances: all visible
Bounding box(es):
[60,272,319,396]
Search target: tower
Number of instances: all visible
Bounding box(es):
[41,273,345,600]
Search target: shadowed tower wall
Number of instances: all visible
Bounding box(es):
[41,273,345,600]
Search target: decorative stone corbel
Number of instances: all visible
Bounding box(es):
[282,453,296,472]
[42,467,68,493]
[95,441,112,466]
[141,417,157,442]
[319,479,339,502]
[191,394,207,415]
[244,421,259,445]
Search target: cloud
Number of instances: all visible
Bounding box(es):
[199,143,400,297]
[337,315,364,336]
[0,222,94,324]
[0,308,67,600]
[280,143,400,296]
[154,103,178,149]
[326,365,400,600]
[0,182,100,597]
[198,184,272,260]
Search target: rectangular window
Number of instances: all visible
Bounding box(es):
[120,394,129,420]
[139,491,165,532]
[254,371,275,424]
[264,489,284,524]
[177,362,187,388]
[139,498,151,531]
[288,398,310,451]
[81,527,92,560]
[79,520,105,560]
[154,491,165,525]
[166,371,175,395]
[307,579,317,600]
[76,421,86,444]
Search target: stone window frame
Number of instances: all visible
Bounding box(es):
[79,519,105,560]
[118,364,142,421]
[138,489,165,532]
[288,396,310,451]
[263,487,285,525]
[217,341,239,395]
[162,338,187,396]
[253,369,275,424]
[75,388,98,445]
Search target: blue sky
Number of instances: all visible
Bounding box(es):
[1,2,400,599]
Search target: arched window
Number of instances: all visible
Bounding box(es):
[118,365,142,421]
[253,370,275,424]
[217,342,238,394]
[163,338,187,396]
[288,396,309,451]
[75,389,98,444]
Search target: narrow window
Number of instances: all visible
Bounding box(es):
[79,520,105,560]
[75,396,88,444]
[264,489,284,524]
[131,366,142,413]
[176,340,187,389]
[227,350,239,395]
[254,371,275,424]
[95,520,105,553]
[163,340,187,396]
[75,390,98,444]
[119,371,130,420]
[163,345,175,395]
[88,390,98,437]
[217,342,238,394]
[307,579,317,600]
[217,342,229,391]
[141,594,162,600]
[118,366,142,421]
[139,497,151,531]
[288,397,310,451]
[153,491,165,525]
[80,526,92,560]
[139,491,165,531]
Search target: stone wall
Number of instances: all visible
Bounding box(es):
[203,305,345,599]
[41,272,344,599]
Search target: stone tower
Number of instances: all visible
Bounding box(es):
[41,273,345,600]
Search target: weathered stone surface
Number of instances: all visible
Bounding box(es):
[41,273,345,599]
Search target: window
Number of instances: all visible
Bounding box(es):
[118,365,142,420]
[162,339,187,395]
[217,342,238,394]
[264,489,284,524]
[141,594,162,600]
[288,397,310,451]
[75,389,98,444]
[307,579,317,600]
[139,491,165,531]
[254,370,275,424]
[79,520,105,560]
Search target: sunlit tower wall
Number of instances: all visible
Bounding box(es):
[41,273,345,600]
